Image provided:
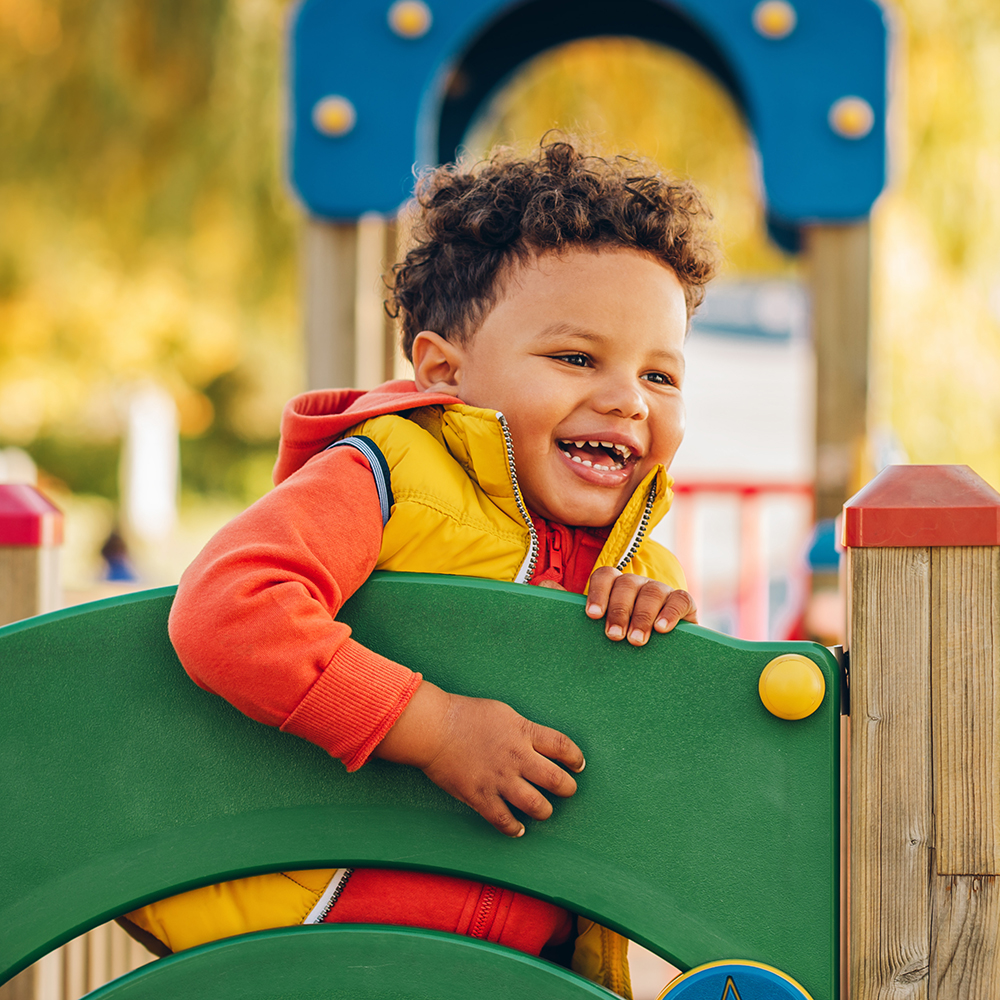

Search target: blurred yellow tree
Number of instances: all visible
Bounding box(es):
[465,36,794,278]
[3,0,1000,504]
[0,0,300,500]
[468,8,1000,489]
[871,0,1000,488]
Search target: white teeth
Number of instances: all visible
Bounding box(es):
[560,438,633,463]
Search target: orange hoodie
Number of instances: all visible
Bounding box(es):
[168,381,614,770]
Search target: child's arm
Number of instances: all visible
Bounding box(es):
[585,567,698,646]
[375,680,585,838]
[168,444,583,834]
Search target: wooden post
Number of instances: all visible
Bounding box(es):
[383,218,403,381]
[303,217,358,391]
[844,464,1000,999]
[0,485,61,627]
[805,222,872,522]
[303,215,404,390]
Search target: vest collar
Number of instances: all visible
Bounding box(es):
[433,402,675,576]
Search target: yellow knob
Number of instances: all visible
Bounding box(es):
[759,654,825,720]
[829,96,875,139]
[752,0,797,39]
[388,0,432,39]
[312,95,356,137]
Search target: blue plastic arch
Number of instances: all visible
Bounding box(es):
[289,0,887,226]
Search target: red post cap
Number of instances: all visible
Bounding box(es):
[0,484,64,546]
[843,465,1000,548]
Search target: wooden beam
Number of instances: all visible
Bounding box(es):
[845,466,1000,998]
[383,218,402,382]
[303,218,358,391]
[932,547,1000,875]
[847,545,933,999]
[805,222,871,522]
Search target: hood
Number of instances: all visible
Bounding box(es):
[273,380,459,484]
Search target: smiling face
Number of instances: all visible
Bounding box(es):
[412,247,689,528]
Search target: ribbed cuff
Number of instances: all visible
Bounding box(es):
[280,638,422,771]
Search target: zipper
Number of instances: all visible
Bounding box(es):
[302,867,354,924]
[549,525,564,580]
[470,884,499,939]
[614,479,658,572]
[496,412,539,583]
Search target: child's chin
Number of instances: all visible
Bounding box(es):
[548,499,625,528]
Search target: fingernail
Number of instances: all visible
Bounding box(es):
[629,629,644,644]
[607,625,624,639]
[516,826,525,838]
[655,618,668,631]
[575,757,586,772]
[586,604,601,616]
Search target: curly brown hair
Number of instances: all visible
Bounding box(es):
[389,138,718,360]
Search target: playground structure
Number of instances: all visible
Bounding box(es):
[15,2,998,997]
[3,462,1000,1000]
[291,0,887,523]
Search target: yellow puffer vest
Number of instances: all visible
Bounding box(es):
[128,403,685,999]
[362,405,684,589]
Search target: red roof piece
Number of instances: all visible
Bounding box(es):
[0,484,63,546]
[843,465,1000,547]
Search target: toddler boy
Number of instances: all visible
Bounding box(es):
[125,139,717,997]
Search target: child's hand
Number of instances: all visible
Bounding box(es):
[585,567,698,646]
[375,681,585,837]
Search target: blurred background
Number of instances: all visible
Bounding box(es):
[2,3,998,996]
[2,0,999,620]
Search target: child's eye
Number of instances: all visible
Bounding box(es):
[553,353,591,367]
[641,371,676,386]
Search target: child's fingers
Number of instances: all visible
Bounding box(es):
[652,588,698,634]
[503,777,556,823]
[465,792,526,838]
[529,721,586,775]
[603,573,650,640]
[522,750,579,800]
[584,566,621,619]
[623,580,674,645]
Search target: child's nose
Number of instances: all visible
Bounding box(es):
[592,376,649,420]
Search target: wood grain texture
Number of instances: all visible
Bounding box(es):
[931,875,1000,997]
[303,218,357,391]
[848,547,932,999]
[932,547,1000,874]
[383,218,402,382]
[805,222,871,521]
[0,547,41,627]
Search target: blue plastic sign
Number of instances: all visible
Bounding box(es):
[658,960,816,1000]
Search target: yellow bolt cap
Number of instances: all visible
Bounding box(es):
[829,96,875,139]
[759,654,825,720]
[752,1,797,40]
[312,95,356,137]
[388,0,432,39]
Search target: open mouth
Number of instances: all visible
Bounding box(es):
[557,439,635,471]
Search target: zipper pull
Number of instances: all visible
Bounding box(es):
[549,527,563,581]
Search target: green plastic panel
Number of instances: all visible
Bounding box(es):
[0,573,839,998]
[83,925,613,1000]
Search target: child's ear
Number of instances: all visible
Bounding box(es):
[412,331,466,396]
